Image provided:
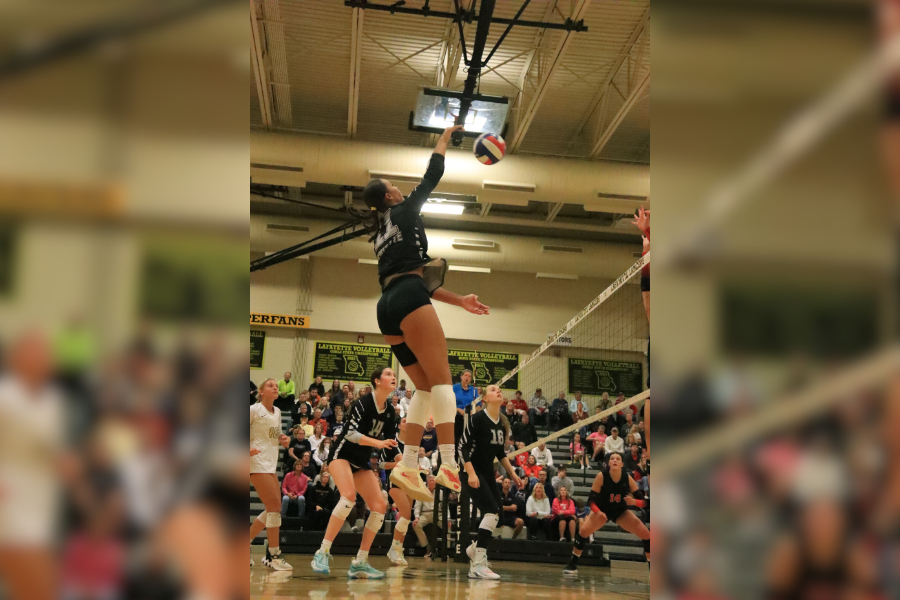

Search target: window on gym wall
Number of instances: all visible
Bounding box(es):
[0,224,17,298]
[139,234,247,326]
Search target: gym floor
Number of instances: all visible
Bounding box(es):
[250,548,650,600]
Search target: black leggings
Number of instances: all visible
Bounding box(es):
[463,470,502,549]
[527,516,552,540]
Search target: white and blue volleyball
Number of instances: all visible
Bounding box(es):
[473,132,506,165]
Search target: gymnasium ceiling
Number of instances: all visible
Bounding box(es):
[249,0,650,161]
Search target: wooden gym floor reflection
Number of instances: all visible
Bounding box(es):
[250,550,650,600]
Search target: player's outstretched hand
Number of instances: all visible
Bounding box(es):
[512,474,524,490]
[250,448,262,457]
[461,294,489,315]
[631,206,650,233]
[378,438,398,450]
[624,494,636,505]
[468,472,480,489]
[279,434,291,448]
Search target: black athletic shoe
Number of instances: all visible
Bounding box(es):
[563,558,578,576]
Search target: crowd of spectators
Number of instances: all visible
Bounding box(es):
[263,374,650,549]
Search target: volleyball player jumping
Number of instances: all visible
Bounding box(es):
[356,124,490,502]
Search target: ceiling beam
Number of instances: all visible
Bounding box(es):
[589,69,649,159]
[565,7,649,155]
[508,0,592,153]
[348,7,364,137]
[250,1,273,129]
[546,202,563,222]
[481,203,492,217]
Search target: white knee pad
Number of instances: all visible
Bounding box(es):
[395,517,410,534]
[266,512,282,528]
[334,496,355,520]
[365,511,385,533]
[431,384,457,425]
[406,389,431,426]
[480,513,499,531]
[256,511,267,524]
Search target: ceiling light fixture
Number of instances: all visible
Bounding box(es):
[410,89,509,137]
[421,202,465,215]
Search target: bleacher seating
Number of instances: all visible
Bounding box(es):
[249,413,647,563]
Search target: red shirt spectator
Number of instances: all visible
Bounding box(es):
[282,469,309,498]
[523,456,543,479]
[552,497,576,517]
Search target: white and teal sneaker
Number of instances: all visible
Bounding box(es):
[310,549,332,575]
[348,559,385,579]
[468,556,500,580]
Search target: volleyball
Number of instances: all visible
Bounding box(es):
[473,132,506,165]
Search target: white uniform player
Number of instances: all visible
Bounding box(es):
[0,375,64,546]
[250,402,282,475]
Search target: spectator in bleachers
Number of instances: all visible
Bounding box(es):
[298,450,318,480]
[529,388,549,426]
[504,436,516,456]
[512,412,537,446]
[625,430,640,451]
[551,464,574,497]
[574,500,593,544]
[552,486,577,542]
[587,428,607,466]
[636,419,646,443]
[505,398,518,423]
[531,442,554,477]
[598,391,612,412]
[614,391,638,429]
[522,455,543,486]
[309,407,324,433]
[420,418,437,459]
[624,443,642,474]
[550,392,572,431]
[604,427,625,456]
[308,375,325,397]
[328,380,342,407]
[568,391,585,415]
[393,379,408,400]
[310,471,337,530]
[621,413,635,438]
[281,461,309,518]
[329,404,347,428]
[308,423,326,455]
[347,381,355,398]
[291,391,311,426]
[636,456,649,497]
[536,470,556,504]
[572,401,589,425]
[369,453,388,490]
[297,413,313,438]
[499,477,525,539]
[570,433,588,469]
[276,371,296,411]
[509,391,528,421]
[399,388,413,418]
[285,425,312,473]
[412,476,439,559]
[417,447,431,476]
[526,483,553,541]
[312,463,336,489]
[314,437,331,469]
[514,441,529,473]
[308,388,321,413]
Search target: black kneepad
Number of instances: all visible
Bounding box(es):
[392,342,418,367]
[574,533,587,551]
[643,538,650,553]
[641,275,650,292]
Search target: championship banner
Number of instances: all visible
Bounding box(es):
[250,330,265,369]
[313,342,393,383]
[250,312,310,329]
[568,358,643,396]
[448,349,519,390]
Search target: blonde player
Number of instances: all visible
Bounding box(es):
[249,379,292,570]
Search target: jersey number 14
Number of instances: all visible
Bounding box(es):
[369,422,385,438]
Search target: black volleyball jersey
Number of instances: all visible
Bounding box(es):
[595,468,632,511]
[332,393,396,466]
[374,153,444,290]
[459,409,507,474]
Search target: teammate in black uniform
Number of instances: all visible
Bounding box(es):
[381,416,414,567]
[358,124,490,503]
[563,452,650,576]
[310,367,399,579]
[459,384,523,580]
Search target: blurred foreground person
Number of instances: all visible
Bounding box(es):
[0,332,67,600]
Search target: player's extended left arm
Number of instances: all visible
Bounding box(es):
[431,288,489,315]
